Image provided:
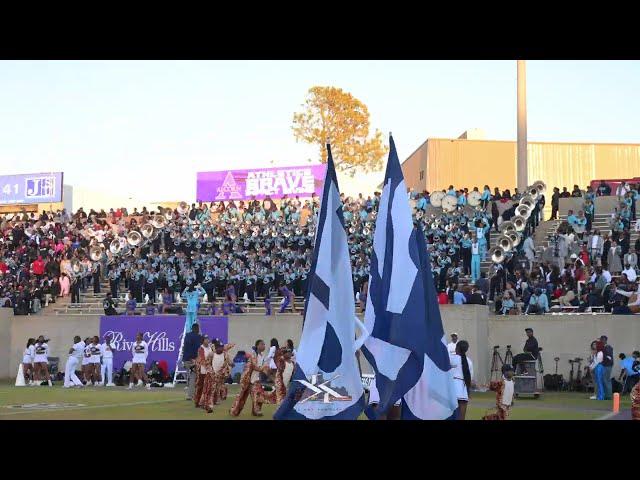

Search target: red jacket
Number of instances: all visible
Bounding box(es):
[32,258,45,275]
[438,292,449,305]
[0,261,7,274]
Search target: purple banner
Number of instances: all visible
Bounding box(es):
[196,164,327,202]
[99,316,228,371]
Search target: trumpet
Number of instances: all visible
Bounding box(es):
[127,230,143,247]
[416,211,424,220]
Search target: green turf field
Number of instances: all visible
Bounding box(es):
[0,382,631,420]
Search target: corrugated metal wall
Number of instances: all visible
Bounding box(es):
[402,138,640,193]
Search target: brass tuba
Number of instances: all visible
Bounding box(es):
[519,195,535,209]
[497,235,513,252]
[513,215,527,232]
[499,221,516,233]
[491,246,506,264]
[141,223,155,239]
[109,239,122,255]
[516,204,531,218]
[89,246,103,262]
[177,201,189,216]
[127,230,143,247]
[151,215,166,229]
[532,180,546,195]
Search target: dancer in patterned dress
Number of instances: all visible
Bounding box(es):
[631,380,640,420]
[483,364,515,420]
[269,347,295,405]
[230,339,272,417]
[211,340,235,406]
[193,335,215,413]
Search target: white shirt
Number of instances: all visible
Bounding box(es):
[591,235,600,249]
[131,340,148,364]
[88,343,102,364]
[447,341,458,355]
[267,345,277,370]
[501,377,514,407]
[602,270,612,283]
[250,352,266,384]
[200,346,213,374]
[471,242,479,255]
[622,268,637,282]
[33,342,49,363]
[212,352,225,373]
[282,361,294,387]
[101,342,114,360]
[22,346,34,364]
[70,341,85,361]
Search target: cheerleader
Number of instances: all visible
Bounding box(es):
[128,332,149,389]
[193,335,214,413]
[81,337,92,383]
[22,338,36,386]
[88,336,102,385]
[63,336,85,388]
[33,336,52,386]
[449,340,473,420]
[230,339,272,417]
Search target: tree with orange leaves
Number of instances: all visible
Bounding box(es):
[292,86,387,176]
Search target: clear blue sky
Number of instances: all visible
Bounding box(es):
[0,60,638,202]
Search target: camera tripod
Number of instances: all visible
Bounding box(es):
[567,357,583,391]
[490,346,503,383]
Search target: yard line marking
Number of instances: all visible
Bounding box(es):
[0,398,184,417]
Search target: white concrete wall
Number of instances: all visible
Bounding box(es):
[3,308,639,387]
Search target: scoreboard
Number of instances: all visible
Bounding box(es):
[0,172,63,205]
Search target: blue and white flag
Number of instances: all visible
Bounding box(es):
[274,144,366,420]
[362,135,457,420]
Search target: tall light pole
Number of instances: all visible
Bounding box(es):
[517,60,528,192]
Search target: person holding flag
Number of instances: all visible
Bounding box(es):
[361,134,458,420]
[274,144,367,420]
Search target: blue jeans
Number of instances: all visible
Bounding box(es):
[594,364,606,400]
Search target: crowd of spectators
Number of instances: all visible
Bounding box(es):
[1,180,638,316]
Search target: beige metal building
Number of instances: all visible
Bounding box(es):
[401,133,640,194]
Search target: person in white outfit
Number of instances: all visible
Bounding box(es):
[447,333,459,355]
[33,335,52,386]
[449,340,473,420]
[86,337,102,385]
[129,332,149,389]
[22,338,36,386]
[64,336,85,388]
[100,335,115,386]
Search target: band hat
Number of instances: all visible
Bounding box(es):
[451,332,459,337]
